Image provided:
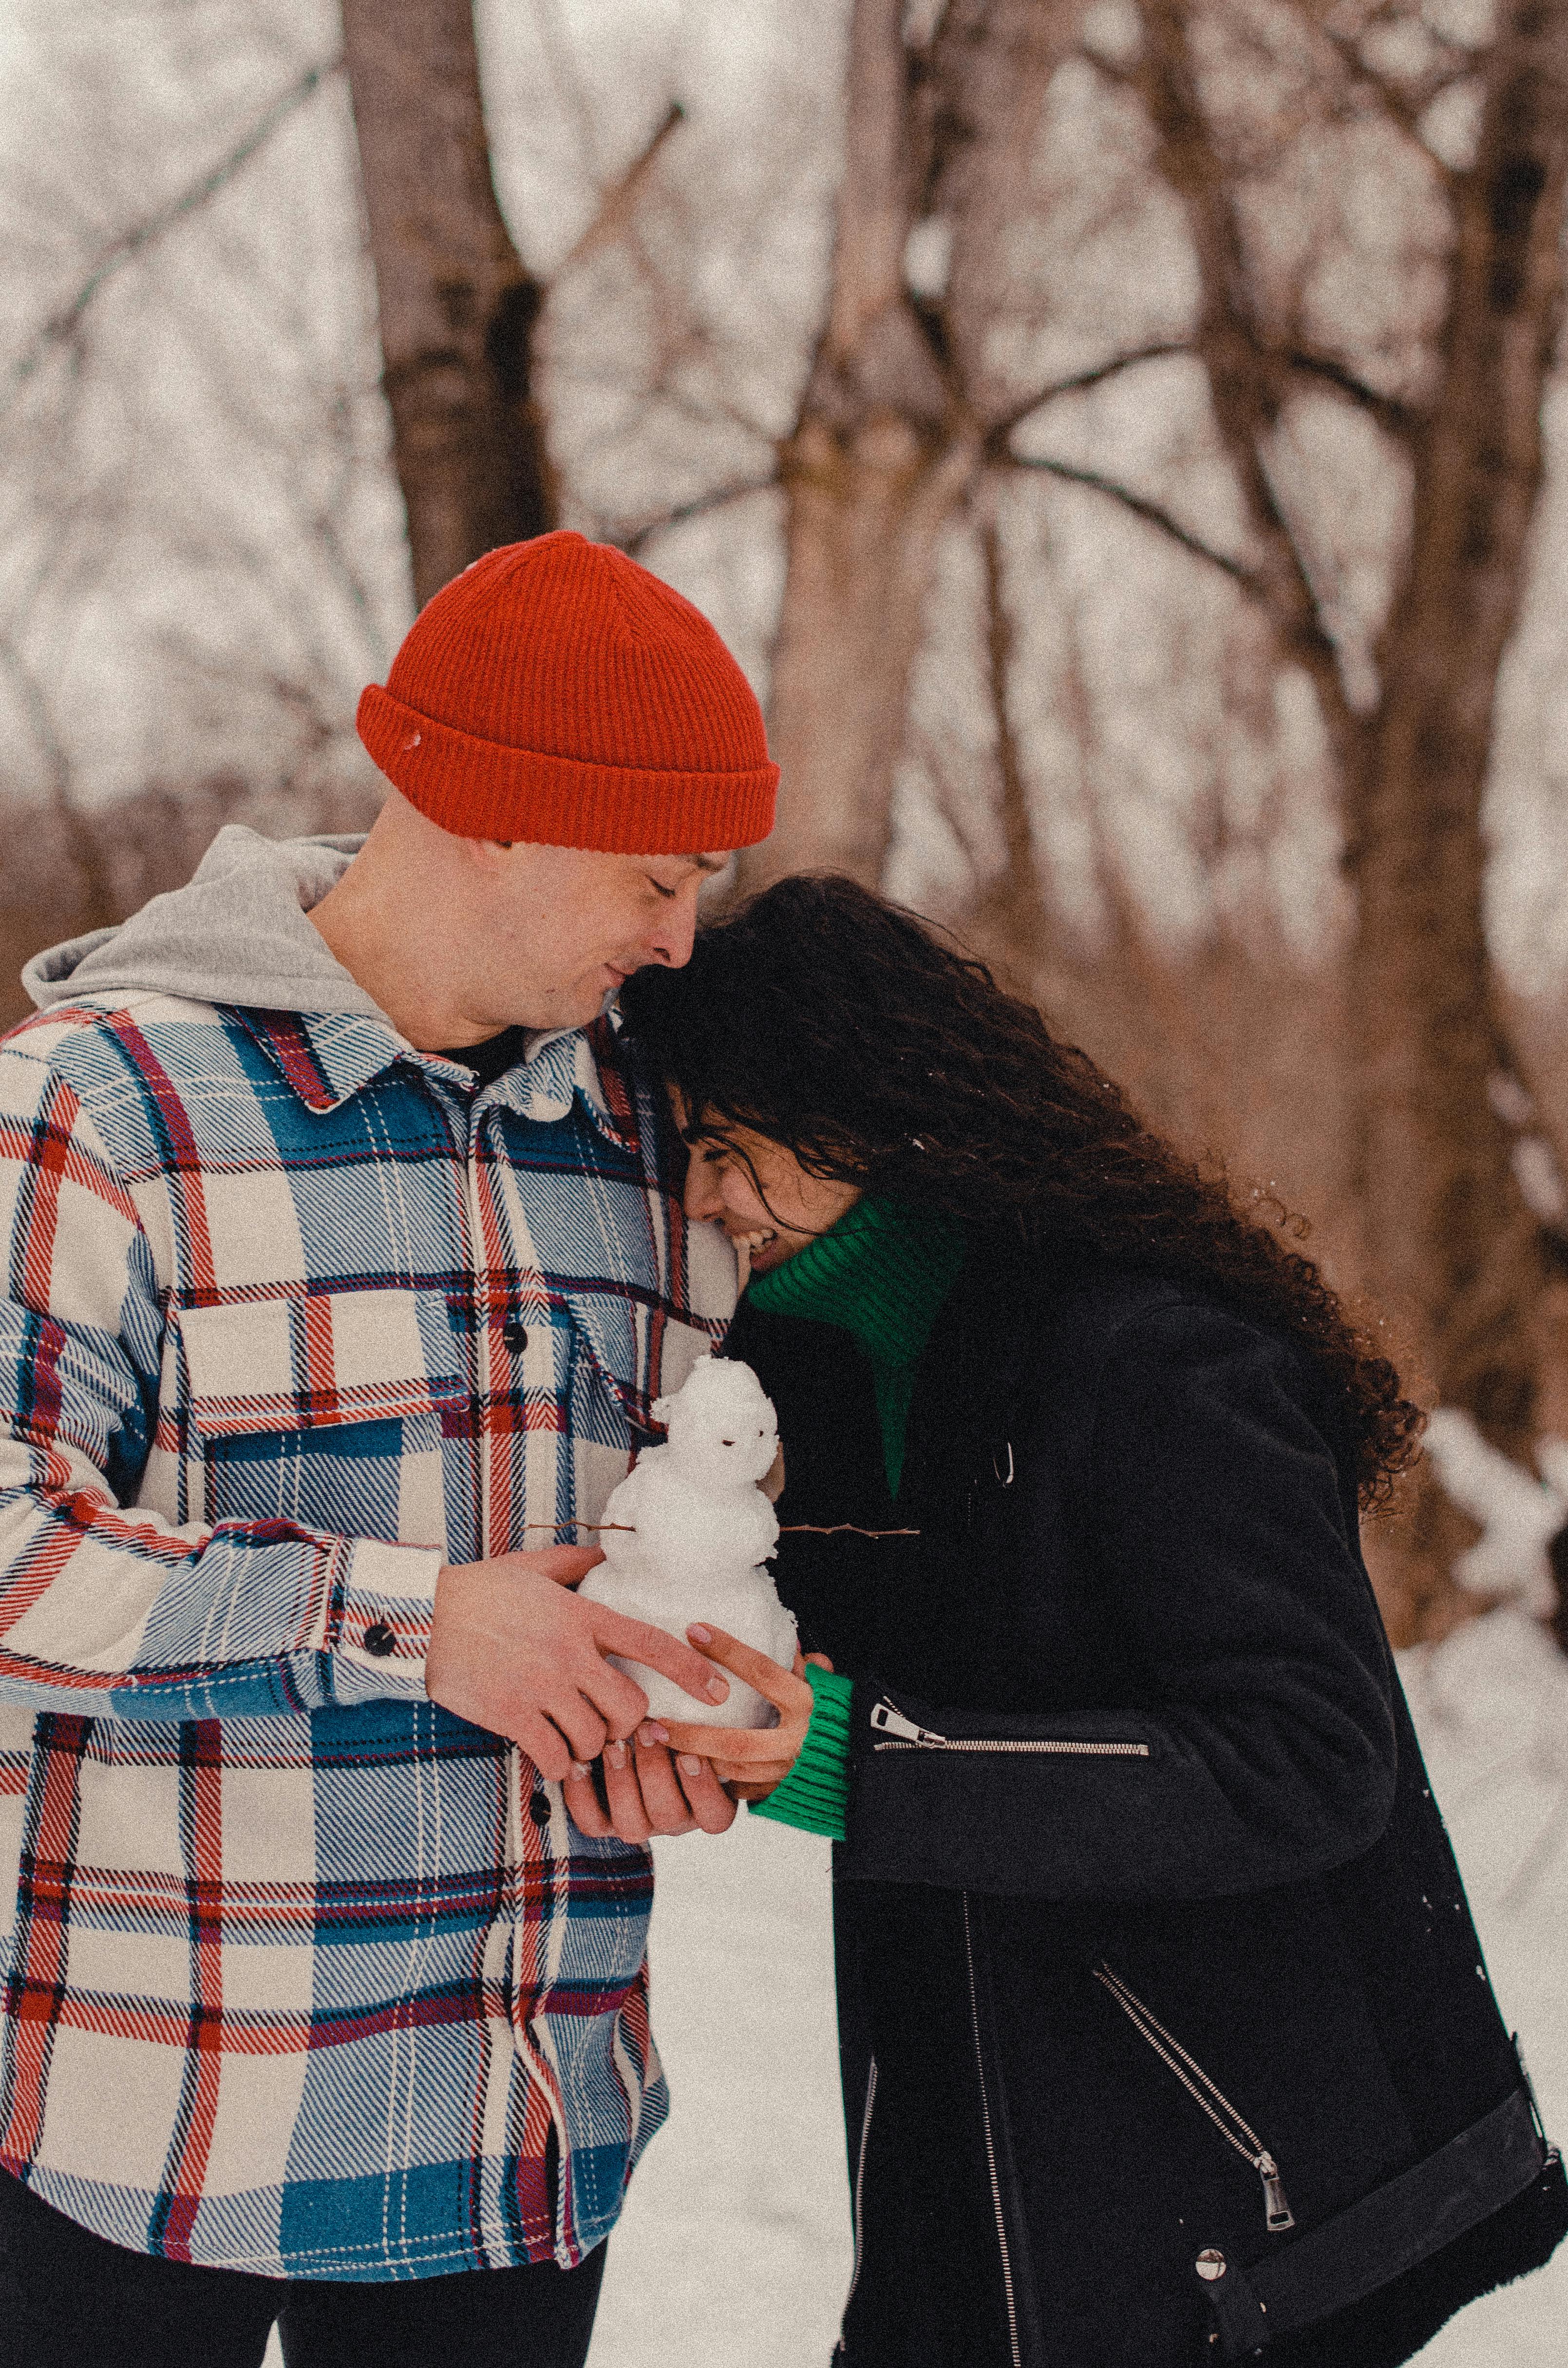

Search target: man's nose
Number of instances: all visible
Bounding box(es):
[645,884,701,970]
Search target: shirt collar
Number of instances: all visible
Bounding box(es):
[235,1007,630,1147]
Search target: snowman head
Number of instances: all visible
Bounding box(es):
[653,1356,779,1490]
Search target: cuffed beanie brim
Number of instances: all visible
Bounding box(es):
[357,532,779,853]
[357,682,778,855]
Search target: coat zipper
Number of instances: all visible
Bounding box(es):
[832,2056,880,2358]
[871,1699,1150,1757]
[963,1894,1025,2368]
[1093,1962,1295,2233]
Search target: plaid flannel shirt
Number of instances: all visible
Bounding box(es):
[0,986,734,2277]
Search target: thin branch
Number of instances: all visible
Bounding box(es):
[4,57,340,403]
[1130,0,1365,779]
[620,471,779,556]
[1285,347,1421,436]
[999,454,1261,591]
[555,101,686,276]
[987,343,1193,441]
[1319,25,1467,181]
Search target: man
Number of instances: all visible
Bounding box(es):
[0,531,775,2366]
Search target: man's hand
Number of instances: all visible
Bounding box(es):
[425,1546,731,1780]
[563,1731,739,1842]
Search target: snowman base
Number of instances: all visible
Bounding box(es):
[607,1656,782,1731]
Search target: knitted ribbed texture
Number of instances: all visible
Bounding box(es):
[357,532,778,852]
[748,1662,854,1841]
[746,1197,967,1495]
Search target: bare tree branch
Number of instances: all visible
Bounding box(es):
[621,472,779,555]
[1284,348,1420,435]
[4,57,339,403]
[999,452,1261,590]
[556,102,686,275]
[1131,0,1365,782]
[986,343,1193,439]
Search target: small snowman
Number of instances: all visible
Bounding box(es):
[577,1356,797,1727]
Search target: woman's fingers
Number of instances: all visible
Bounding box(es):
[711,1757,794,1788]
[656,1687,812,1761]
[686,1623,798,1710]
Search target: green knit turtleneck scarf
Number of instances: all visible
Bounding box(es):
[744,1196,967,1495]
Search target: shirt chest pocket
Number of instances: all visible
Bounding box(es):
[178,1290,466,1546]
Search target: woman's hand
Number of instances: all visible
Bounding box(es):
[649,1627,831,1803]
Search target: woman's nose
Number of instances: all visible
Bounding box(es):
[683,1159,723,1222]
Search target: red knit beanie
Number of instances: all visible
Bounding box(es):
[356,532,778,853]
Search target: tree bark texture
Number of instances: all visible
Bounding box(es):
[752,0,1087,890]
[1137,0,1568,1479]
[340,0,554,612]
[1346,0,1568,1455]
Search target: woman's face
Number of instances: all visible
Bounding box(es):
[678,1108,861,1278]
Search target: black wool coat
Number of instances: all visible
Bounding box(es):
[722,1255,1567,2368]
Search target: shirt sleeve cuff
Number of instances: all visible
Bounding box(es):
[327,1538,444,1701]
[749,1664,853,1841]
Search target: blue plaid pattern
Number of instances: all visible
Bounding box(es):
[0,989,735,2275]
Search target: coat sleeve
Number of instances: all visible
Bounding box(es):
[0,1046,442,1720]
[836,1304,1399,1901]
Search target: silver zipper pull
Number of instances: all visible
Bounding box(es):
[870,1698,947,1746]
[1257,2153,1294,2233]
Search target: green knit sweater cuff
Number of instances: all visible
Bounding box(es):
[749,1663,854,1841]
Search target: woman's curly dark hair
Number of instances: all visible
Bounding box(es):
[620,873,1422,1504]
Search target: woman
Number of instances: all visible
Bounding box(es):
[612,875,1566,2368]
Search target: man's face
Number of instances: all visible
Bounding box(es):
[466,844,729,1033]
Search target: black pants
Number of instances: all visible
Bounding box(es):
[0,2171,607,2368]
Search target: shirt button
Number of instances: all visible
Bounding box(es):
[501,1315,529,1354]
[363,1622,397,1658]
[528,1791,554,1826]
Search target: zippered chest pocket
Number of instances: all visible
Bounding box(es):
[1094,1960,1295,2234]
[871,1698,1151,1760]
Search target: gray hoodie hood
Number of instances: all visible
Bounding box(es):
[23,828,383,1017]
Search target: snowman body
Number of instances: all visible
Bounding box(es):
[577,1357,796,1728]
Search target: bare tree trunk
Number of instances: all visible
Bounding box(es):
[752,0,1090,890]
[750,0,969,888]
[1136,0,1568,1441]
[1346,0,1568,1456]
[340,0,554,610]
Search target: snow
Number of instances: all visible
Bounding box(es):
[1421,1411,1567,1618]
[258,1607,1567,2367]
[1395,1610,1568,2365]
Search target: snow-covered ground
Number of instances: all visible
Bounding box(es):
[584,1606,1568,2368]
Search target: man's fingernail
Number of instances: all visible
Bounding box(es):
[706,1674,730,1700]
[688,1622,713,1644]
[679,1755,703,1776]
[605,1741,627,1769]
[641,1723,669,1746]
[568,1761,591,1782]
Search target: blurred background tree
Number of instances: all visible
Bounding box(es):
[4,0,1568,1640]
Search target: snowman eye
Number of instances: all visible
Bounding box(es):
[721,1438,734,1446]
